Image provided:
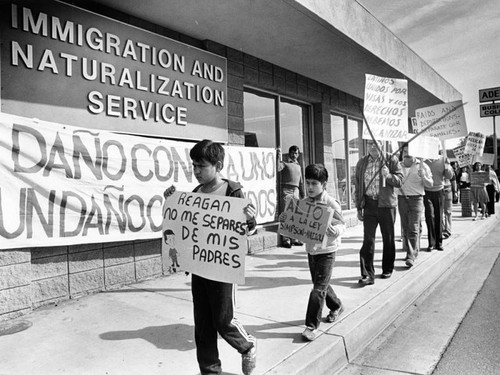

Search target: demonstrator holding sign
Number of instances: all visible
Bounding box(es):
[163,140,257,375]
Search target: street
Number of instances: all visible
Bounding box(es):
[339,218,500,375]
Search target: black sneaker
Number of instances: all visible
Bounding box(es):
[326,305,345,323]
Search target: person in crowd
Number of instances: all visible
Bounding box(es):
[299,164,345,341]
[470,161,489,221]
[354,139,403,285]
[484,164,500,216]
[163,140,257,375]
[397,144,433,268]
[278,145,305,248]
[424,152,454,251]
[450,162,459,204]
[442,174,453,239]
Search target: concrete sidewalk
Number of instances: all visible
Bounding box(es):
[0,203,498,375]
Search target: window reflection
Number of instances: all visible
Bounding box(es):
[243,91,276,148]
[331,114,361,210]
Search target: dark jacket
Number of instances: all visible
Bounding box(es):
[354,152,403,209]
[193,178,256,233]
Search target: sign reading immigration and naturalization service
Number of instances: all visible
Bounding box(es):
[0,1,227,141]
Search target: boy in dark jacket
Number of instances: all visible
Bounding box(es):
[164,140,257,375]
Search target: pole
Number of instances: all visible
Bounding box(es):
[493,114,498,170]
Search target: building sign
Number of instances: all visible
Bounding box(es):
[414,100,467,140]
[363,74,408,141]
[479,87,500,103]
[0,1,227,141]
[0,113,275,250]
[480,103,500,117]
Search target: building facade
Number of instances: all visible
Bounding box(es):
[0,0,462,319]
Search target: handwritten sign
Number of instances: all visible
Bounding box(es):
[473,153,495,166]
[363,74,408,141]
[162,191,249,284]
[278,197,333,245]
[408,135,440,159]
[414,100,467,140]
[464,132,486,156]
[453,145,474,168]
[470,171,490,186]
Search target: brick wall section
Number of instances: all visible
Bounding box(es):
[0,3,363,319]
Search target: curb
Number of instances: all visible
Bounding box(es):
[266,214,499,375]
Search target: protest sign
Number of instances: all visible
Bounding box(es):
[363,74,408,141]
[278,197,334,245]
[464,132,486,156]
[453,145,474,168]
[407,135,440,159]
[470,171,490,186]
[414,100,467,140]
[162,191,249,284]
[473,153,495,166]
[0,113,276,249]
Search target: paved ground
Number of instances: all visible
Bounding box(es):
[0,203,498,375]
[339,214,500,375]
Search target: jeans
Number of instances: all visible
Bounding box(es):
[424,190,444,248]
[280,185,300,244]
[305,252,342,330]
[442,188,452,236]
[192,275,255,375]
[359,198,397,279]
[398,195,424,261]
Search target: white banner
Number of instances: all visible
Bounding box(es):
[0,113,276,249]
[363,74,408,141]
[162,191,248,284]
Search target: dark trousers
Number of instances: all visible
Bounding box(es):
[192,274,255,375]
[424,190,444,248]
[397,195,424,261]
[486,184,496,215]
[305,252,342,330]
[359,198,396,279]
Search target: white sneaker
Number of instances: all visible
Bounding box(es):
[301,327,318,341]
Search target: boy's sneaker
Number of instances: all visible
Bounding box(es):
[301,327,318,341]
[242,342,257,375]
[326,304,344,323]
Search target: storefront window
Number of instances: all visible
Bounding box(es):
[243,90,276,148]
[244,88,311,221]
[331,113,361,210]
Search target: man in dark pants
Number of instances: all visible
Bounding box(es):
[354,140,403,285]
[424,154,454,251]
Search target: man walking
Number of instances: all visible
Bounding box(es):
[354,140,403,285]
